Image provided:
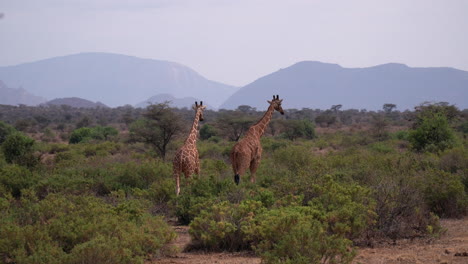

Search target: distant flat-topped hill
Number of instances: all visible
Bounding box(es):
[45,97,108,108]
[220,61,468,110]
[0,53,238,108]
[0,80,47,106]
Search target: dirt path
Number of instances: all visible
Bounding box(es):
[154,218,468,264]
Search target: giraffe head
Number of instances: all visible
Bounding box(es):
[267,95,284,115]
[193,101,207,121]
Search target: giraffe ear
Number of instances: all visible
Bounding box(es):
[279,99,283,103]
[267,100,272,104]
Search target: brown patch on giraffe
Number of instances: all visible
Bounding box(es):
[173,101,206,195]
[230,95,284,184]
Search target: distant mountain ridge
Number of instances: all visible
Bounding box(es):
[0,81,47,106]
[220,61,468,110]
[0,53,237,108]
[135,93,214,109]
[44,97,108,108]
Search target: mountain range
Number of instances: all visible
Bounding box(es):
[220,61,468,110]
[0,53,237,108]
[135,93,213,109]
[0,81,47,106]
[1,53,467,111]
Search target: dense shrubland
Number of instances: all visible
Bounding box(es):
[0,102,466,263]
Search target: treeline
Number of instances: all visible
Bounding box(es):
[1,102,466,138]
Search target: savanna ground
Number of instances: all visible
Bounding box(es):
[0,102,467,263]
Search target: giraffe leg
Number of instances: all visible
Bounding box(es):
[249,158,261,183]
[174,171,180,196]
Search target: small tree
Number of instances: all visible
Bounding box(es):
[383,103,397,113]
[69,127,93,144]
[409,112,456,152]
[130,103,183,160]
[0,121,16,144]
[370,114,389,140]
[282,119,316,141]
[200,124,217,140]
[2,132,37,167]
[215,112,255,141]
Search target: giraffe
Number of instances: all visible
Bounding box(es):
[230,95,284,185]
[173,101,206,195]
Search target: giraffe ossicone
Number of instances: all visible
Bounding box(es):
[230,95,285,185]
[173,101,206,195]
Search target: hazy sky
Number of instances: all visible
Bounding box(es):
[1,0,467,86]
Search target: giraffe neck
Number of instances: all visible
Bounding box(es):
[185,110,201,145]
[250,104,275,138]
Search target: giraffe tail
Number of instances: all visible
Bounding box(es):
[234,174,240,185]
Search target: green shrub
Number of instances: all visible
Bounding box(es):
[372,171,441,240]
[189,200,264,251]
[409,112,456,152]
[457,121,468,134]
[69,127,92,144]
[1,132,37,167]
[200,124,217,140]
[175,176,223,224]
[69,126,118,144]
[247,206,355,264]
[0,121,16,144]
[188,176,375,263]
[281,119,316,140]
[393,130,409,140]
[0,164,37,197]
[0,192,176,263]
[423,169,467,217]
[368,142,394,154]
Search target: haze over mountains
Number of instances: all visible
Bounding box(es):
[0,53,237,108]
[135,93,213,109]
[0,53,467,110]
[221,61,468,110]
[0,81,47,106]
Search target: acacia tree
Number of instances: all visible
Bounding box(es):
[130,102,183,160]
[215,112,255,141]
[383,103,397,113]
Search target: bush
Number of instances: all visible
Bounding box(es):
[0,121,16,144]
[69,127,92,144]
[200,124,217,140]
[0,192,176,263]
[247,207,355,264]
[189,200,264,251]
[69,126,119,144]
[175,176,232,224]
[188,176,375,263]
[423,169,467,217]
[1,132,37,167]
[457,121,468,134]
[409,112,456,152]
[281,119,316,140]
[0,164,37,197]
[393,130,409,140]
